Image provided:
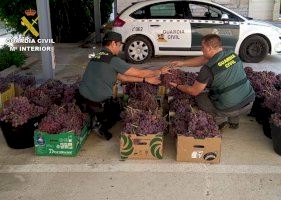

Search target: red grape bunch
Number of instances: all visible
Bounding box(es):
[169,116,189,136]
[169,98,193,118]
[127,91,158,111]
[186,110,221,139]
[263,90,281,113]
[125,82,159,98]
[161,69,187,88]
[121,107,168,135]
[0,78,10,93]
[244,67,279,97]
[38,103,88,135]
[0,97,47,127]
[7,74,36,90]
[24,88,53,108]
[271,113,281,128]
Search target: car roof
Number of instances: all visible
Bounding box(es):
[121,0,247,21]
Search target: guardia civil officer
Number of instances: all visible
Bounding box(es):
[169,34,255,129]
[79,31,170,140]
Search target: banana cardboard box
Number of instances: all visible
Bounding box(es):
[176,135,221,164]
[120,133,163,160]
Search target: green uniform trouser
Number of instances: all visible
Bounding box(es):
[196,93,253,125]
[76,94,122,131]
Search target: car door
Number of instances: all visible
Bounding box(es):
[186,1,241,51]
[146,1,191,53]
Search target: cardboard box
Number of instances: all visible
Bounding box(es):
[120,133,163,160]
[34,121,91,157]
[0,83,15,112]
[176,135,221,163]
[158,86,166,96]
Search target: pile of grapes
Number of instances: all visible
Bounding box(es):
[121,107,168,135]
[122,81,167,135]
[169,108,220,139]
[0,77,10,93]
[0,97,47,127]
[0,75,36,93]
[169,98,193,118]
[263,89,281,114]
[125,82,158,98]
[166,71,220,139]
[0,78,87,134]
[271,113,281,128]
[24,79,78,108]
[244,67,281,128]
[38,103,88,135]
[122,69,220,138]
[7,74,36,90]
[127,91,158,111]
[161,70,197,89]
[186,110,220,138]
[244,67,280,97]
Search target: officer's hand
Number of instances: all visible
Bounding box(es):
[169,60,184,68]
[160,66,172,75]
[146,77,161,85]
[169,82,178,88]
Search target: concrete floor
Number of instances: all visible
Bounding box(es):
[1,117,281,200]
[1,45,281,200]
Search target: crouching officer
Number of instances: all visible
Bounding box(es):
[79,31,170,140]
[170,34,255,129]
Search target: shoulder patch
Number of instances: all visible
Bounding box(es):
[91,50,114,63]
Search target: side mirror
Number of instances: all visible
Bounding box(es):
[221,14,229,21]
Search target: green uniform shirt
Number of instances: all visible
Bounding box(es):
[79,48,131,102]
[197,50,255,111]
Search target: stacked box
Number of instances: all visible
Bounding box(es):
[120,133,163,160]
[34,121,91,157]
[176,135,221,164]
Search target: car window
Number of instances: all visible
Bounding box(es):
[150,3,176,17]
[188,3,242,21]
[137,2,185,19]
[130,8,147,19]
[189,4,209,19]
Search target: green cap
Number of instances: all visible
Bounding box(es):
[103,31,123,43]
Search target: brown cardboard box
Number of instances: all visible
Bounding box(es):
[176,135,221,164]
[120,133,163,160]
[158,86,166,96]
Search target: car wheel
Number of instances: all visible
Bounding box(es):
[124,36,153,64]
[239,35,269,63]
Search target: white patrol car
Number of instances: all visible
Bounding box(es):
[112,0,281,64]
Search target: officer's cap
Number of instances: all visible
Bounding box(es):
[103,31,123,43]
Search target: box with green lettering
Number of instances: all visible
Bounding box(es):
[34,121,91,156]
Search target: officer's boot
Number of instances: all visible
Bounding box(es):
[98,126,112,141]
[92,117,112,140]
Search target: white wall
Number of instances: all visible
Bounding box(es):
[248,0,275,20]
